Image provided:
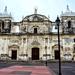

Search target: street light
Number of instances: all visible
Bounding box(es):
[55,17,62,75]
[45,46,47,66]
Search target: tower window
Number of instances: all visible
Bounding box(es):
[2,21,4,29]
[34,28,37,33]
[68,21,71,28]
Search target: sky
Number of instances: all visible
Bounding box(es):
[0,0,75,22]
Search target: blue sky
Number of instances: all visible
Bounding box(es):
[0,0,75,21]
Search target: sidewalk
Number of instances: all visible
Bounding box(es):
[0,65,54,75]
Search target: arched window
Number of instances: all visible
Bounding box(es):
[68,21,71,28]
[34,28,37,33]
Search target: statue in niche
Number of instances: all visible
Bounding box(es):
[23,38,26,43]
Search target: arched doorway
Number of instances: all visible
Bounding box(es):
[32,47,39,60]
[54,50,59,60]
[11,50,17,60]
[52,44,63,60]
[8,45,19,60]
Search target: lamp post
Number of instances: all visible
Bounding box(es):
[55,17,62,75]
[45,46,47,66]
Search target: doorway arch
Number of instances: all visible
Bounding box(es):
[8,45,19,60]
[52,44,63,60]
[32,47,39,60]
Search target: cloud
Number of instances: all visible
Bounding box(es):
[0,0,74,21]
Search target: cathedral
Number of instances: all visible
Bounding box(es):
[0,5,75,61]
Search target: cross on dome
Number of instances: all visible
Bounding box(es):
[67,5,70,12]
[4,6,7,13]
[34,7,38,14]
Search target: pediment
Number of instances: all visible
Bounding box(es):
[8,45,19,48]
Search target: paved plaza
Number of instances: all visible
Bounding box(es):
[0,63,53,75]
[0,61,75,75]
[48,61,75,75]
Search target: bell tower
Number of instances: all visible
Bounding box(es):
[61,5,75,34]
[0,6,12,33]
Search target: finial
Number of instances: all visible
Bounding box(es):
[34,7,38,14]
[22,16,24,19]
[67,5,70,11]
[10,12,11,16]
[48,15,50,19]
[4,6,7,13]
[10,12,12,17]
[61,11,63,14]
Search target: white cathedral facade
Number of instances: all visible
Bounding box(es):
[0,6,75,61]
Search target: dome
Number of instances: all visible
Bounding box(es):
[23,14,50,22]
[0,13,11,18]
[61,11,75,17]
[61,5,75,17]
[0,6,12,18]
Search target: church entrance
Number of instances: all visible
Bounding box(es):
[11,50,17,60]
[32,48,39,60]
[54,50,59,60]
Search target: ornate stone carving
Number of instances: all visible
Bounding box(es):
[31,41,40,45]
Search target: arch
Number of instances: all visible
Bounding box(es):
[8,45,19,60]
[22,14,50,22]
[52,44,63,60]
[8,45,19,49]
[52,44,63,49]
[34,28,37,33]
[31,26,39,34]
